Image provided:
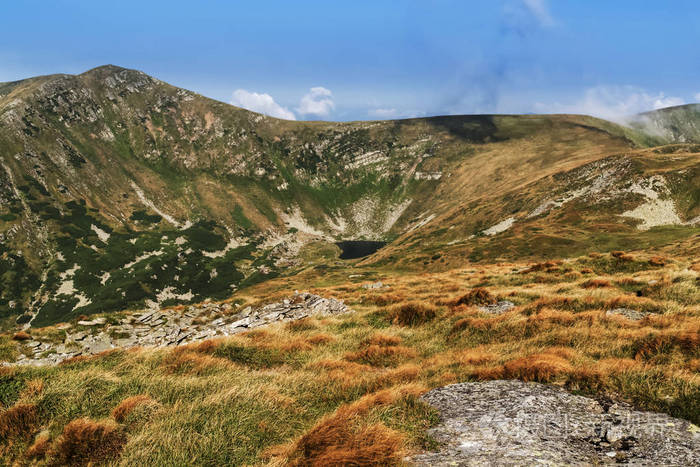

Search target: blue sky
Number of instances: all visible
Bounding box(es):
[1,1,699,121]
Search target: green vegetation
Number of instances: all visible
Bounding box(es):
[0,252,697,465]
[0,66,699,465]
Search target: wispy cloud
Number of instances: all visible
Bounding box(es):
[522,0,555,27]
[230,89,296,120]
[502,0,557,36]
[534,85,686,120]
[694,92,700,102]
[368,108,425,119]
[296,86,335,118]
[437,0,558,116]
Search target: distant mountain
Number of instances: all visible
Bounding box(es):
[626,103,700,144]
[0,65,698,327]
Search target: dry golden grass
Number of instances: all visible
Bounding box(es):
[48,418,126,466]
[24,432,51,460]
[306,333,336,345]
[18,378,45,400]
[0,403,37,439]
[112,395,158,423]
[287,317,318,332]
[503,350,574,382]
[161,349,236,375]
[387,302,438,326]
[12,331,31,341]
[363,333,402,347]
[453,287,496,306]
[271,385,424,466]
[649,256,668,266]
[1,252,698,465]
[345,344,417,368]
[364,293,405,306]
[581,278,612,288]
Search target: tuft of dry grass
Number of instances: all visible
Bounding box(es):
[112,394,158,423]
[454,348,495,365]
[503,351,573,382]
[19,378,45,400]
[521,260,562,273]
[161,349,235,375]
[454,287,496,306]
[12,331,31,341]
[527,308,576,326]
[365,293,405,306]
[48,418,126,466]
[387,302,437,326]
[287,318,318,332]
[363,333,402,347]
[649,256,668,266]
[610,251,634,261]
[0,403,37,439]
[631,329,700,360]
[25,432,51,460]
[345,333,415,367]
[272,385,424,466]
[581,278,612,289]
[306,333,335,345]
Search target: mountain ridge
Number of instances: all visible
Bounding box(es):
[0,65,698,328]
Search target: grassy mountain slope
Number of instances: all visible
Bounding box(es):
[0,250,697,465]
[0,65,698,328]
[0,66,699,466]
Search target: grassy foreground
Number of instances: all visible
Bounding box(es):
[1,251,699,465]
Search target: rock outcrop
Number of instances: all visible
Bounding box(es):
[478,300,515,314]
[12,293,351,366]
[410,380,700,466]
[606,307,648,320]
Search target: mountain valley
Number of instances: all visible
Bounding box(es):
[0,66,698,466]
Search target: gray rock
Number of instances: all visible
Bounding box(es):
[606,308,649,320]
[77,317,106,326]
[362,281,385,289]
[410,380,700,466]
[137,310,157,323]
[478,300,515,314]
[229,316,251,328]
[12,292,353,366]
[70,332,87,341]
[84,336,112,354]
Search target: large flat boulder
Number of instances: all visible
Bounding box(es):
[411,380,699,466]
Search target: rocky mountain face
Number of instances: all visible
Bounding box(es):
[627,104,700,144]
[0,65,698,328]
[14,292,350,366]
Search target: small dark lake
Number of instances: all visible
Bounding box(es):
[336,241,387,259]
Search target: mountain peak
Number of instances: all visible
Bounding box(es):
[81,64,136,75]
[79,64,151,84]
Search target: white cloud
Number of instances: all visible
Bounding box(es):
[522,0,555,27]
[296,86,335,118]
[694,92,700,102]
[503,0,556,33]
[534,85,686,121]
[230,89,296,120]
[369,108,399,118]
[368,108,425,119]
